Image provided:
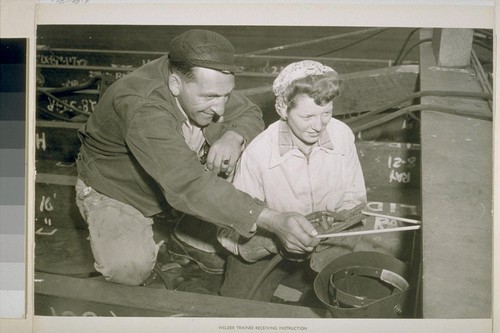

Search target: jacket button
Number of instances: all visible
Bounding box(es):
[249,210,254,215]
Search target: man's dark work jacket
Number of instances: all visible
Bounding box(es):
[77,55,265,237]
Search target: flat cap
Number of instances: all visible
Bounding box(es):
[169,29,241,73]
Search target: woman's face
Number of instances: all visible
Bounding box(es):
[286,94,333,146]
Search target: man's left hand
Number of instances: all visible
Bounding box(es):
[206,131,245,175]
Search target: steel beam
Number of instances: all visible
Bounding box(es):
[419,29,492,318]
[35,272,325,318]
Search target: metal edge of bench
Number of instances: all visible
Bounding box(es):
[34,272,325,318]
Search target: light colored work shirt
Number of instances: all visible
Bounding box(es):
[218,118,367,256]
[176,97,208,159]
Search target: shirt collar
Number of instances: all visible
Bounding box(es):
[277,119,334,156]
[175,97,194,130]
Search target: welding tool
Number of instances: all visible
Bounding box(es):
[308,203,367,252]
[315,210,421,240]
[245,204,367,300]
[245,204,421,301]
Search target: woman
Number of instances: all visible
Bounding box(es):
[217,60,367,300]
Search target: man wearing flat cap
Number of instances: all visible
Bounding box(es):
[75,29,321,286]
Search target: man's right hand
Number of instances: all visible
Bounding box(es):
[255,208,320,254]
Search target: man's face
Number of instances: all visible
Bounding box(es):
[286,94,333,146]
[176,67,235,127]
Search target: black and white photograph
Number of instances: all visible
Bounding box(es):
[32,22,493,322]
